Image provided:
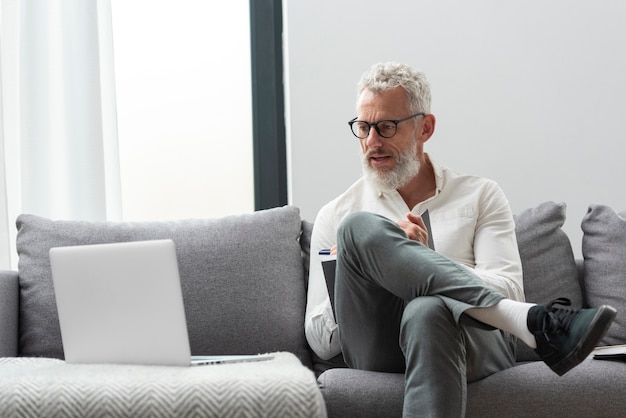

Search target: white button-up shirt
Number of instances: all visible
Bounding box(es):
[305,156,524,360]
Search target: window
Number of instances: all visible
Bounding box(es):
[111,1,254,221]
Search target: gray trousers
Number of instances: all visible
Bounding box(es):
[334,212,517,418]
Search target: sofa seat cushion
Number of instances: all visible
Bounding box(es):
[0,352,325,418]
[319,357,626,418]
[15,206,311,367]
[319,368,404,418]
[466,357,626,417]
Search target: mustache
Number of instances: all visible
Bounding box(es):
[364,149,394,159]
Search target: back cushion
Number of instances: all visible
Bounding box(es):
[582,204,626,346]
[514,201,582,361]
[16,206,312,367]
[514,201,582,307]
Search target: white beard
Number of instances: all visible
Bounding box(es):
[361,142,421,191]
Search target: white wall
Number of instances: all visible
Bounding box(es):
[284,0,626,257]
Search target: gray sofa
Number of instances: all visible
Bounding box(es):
[2,202,626,417]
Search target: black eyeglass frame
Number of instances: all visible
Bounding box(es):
[348,112,426,139]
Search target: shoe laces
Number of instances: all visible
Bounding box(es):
[542,297,577,335]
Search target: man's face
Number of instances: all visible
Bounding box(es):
[356,87,421,190]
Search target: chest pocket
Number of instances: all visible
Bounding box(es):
[431,206,477,265]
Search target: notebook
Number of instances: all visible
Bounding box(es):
[49,239,273,366]
[320,254,338,318]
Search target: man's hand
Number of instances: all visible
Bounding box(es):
[397,212,429,246]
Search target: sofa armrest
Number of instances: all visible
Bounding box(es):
[0,270,19,357]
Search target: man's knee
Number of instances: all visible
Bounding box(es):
[402,297,452,329]
[337,211,392,249]
[401,297,460,350]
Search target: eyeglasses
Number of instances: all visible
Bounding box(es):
[348,112,425,139]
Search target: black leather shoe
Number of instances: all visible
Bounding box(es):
[527,297,617,376]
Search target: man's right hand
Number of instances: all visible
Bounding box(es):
[397,212,429,246]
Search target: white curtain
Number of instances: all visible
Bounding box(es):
[0,0,121,269]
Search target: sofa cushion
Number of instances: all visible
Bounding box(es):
[319,369,404,418]
[0,353,326,418]
[319,358,626,418]
[513,201,582,361]
[16,206,312,367]
[514,201,582,305]
[582,204,626,345]
[466,358,626,418]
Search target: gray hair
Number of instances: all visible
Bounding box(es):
[357,62,431,114]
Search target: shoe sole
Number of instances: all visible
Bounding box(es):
[551,305,617,376]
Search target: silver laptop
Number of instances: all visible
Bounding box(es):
[49,239,272,366]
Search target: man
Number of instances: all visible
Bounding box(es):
[305,62,616,417]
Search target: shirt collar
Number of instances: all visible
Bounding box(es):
[428,153,444,196]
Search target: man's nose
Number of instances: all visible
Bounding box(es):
[365,126,383,147]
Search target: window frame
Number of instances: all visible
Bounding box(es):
[249,0,287,210]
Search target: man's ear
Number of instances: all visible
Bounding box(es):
[418,114,436,142]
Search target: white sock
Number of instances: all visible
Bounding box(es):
[466,299,537,349]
